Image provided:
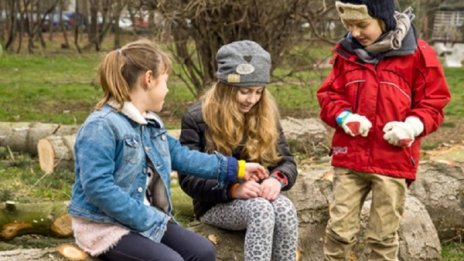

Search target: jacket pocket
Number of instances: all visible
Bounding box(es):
[378,81,411,118]
[345,79,365,113]
[150,130,169,156]
[124,135,143,164]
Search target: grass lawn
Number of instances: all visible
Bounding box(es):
[0,50,463,259]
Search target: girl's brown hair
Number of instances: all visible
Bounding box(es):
[201,82,282,167]
[96,39,172,109]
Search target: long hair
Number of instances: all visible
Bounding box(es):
[95,39,172,109]
[201,82,282,167]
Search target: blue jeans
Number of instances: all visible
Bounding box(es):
[98,222,216,261]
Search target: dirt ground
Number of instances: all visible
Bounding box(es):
[421,118,464,149]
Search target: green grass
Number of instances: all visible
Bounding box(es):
[0,53,196,127]
[442,241,464,261]
[443,68,464,117]
[0,149,73,202]
[1,52,462,126]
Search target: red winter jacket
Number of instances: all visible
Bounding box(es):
[317,39,451,181]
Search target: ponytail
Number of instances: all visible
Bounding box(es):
[96,50,131,109]
[95,39,172,110]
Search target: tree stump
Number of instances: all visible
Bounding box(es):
[354,196,441,261]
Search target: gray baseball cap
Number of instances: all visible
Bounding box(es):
[215,40,271,87]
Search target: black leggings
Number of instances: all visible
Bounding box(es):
[98,222,215,261]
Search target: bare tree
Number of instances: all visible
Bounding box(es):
[4,0,18,51]
[0,0,6,45]
[58,0,70,48]
[157,0,323,96]
[85,0,127,51]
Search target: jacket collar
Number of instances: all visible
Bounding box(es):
[107,100,163,127]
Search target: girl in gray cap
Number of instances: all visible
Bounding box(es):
[178,40,299,261]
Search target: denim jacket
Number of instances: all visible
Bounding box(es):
[68,103,237,242]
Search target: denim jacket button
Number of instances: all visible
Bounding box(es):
[137,187,143,193]
[161,134,166,140]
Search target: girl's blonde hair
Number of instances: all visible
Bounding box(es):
[96,39,172,109]
[201,82,282,167]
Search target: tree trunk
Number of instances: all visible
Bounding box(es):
[0,122,80,155]
[190,165,442,261]
[37,134,76,174]
[409,145,464,241]
[0,201,72,241]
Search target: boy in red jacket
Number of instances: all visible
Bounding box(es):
[317,0,451,260]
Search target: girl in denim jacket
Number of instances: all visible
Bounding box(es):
[68,39,268,261]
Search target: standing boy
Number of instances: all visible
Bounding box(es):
[317,0,451,260]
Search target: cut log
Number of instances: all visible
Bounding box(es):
[0,248,67,261]
[36,129,180,174]
[57,243,89,261]
[0,246,97,261]
[37,134,76,174]
[0,201,72,240]
[0,122,79,155]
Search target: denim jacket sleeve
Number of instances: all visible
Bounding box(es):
[167,135,237,188]
[74,118,166,233]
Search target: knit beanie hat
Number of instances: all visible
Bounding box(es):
[215,40,271,87]
[335,0,397,31]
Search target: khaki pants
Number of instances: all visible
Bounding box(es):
[324,168,406,261]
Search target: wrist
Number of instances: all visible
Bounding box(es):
[226,157,238,183]
[270,171,288,188]
[336,110,351,125]
[228,183,240,199]
[405,116,424,137]
[237,160,246,179]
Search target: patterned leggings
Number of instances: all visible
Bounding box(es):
[199,195,298,261]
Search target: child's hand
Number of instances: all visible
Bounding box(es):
[337,111,372,137]
[383,117,424,147]
[260,178,281,201]
[232,180,262,199]
[244,162,269,181]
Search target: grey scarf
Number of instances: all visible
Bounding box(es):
[365,7,415,54]
[341,7,417,64]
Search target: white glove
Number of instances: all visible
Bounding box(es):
[383,116,424,147]
[337,111,372,137]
